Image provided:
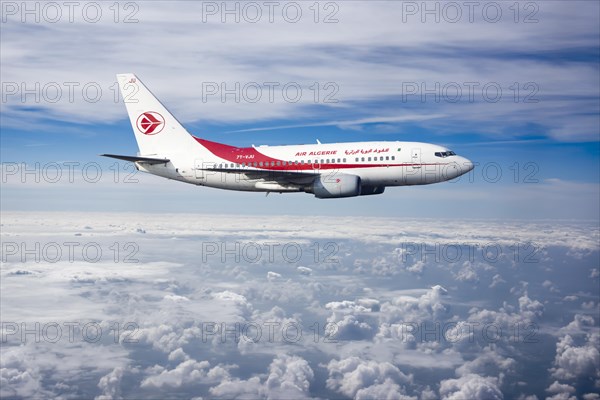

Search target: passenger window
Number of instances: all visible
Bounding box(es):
[343,158,346,162]
[386,156,389,161]
[361,157,365,162]
[391,156,395,160]
[368,157,371,161]
[355,158,358,162]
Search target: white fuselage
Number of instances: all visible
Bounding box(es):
[138,139,474,193]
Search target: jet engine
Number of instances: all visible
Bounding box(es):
[311,174,361,198]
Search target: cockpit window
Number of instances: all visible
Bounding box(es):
[434,151,457,158]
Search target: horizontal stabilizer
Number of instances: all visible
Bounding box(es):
[101,154,170,164]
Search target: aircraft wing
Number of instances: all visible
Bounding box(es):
[205,167,320,185]
[101,154,170,164]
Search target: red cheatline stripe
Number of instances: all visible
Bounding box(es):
[193,137,450,171]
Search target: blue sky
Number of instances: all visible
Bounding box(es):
[1,1,598,219]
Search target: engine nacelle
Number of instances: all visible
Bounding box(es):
[312,174,361,198]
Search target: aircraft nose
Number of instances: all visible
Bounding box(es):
[449,156,473,179]
[461,157,474,173]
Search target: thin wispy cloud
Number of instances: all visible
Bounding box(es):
[1,1,598,141]
[225,114,447,133]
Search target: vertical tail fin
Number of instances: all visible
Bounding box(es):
[116,73,198,156]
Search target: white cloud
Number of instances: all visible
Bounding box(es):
[490,274,506,288]
[546,380,576,394]
[168,348,190,363]
[454,261,479,283]
[439,374,502,400]
[297,266,312,275]
[518,292,544,319]
[140,359,221,389]
[456,347,516,380]
[209,354,314,399]
[355,379,417,400]
[96,367,124,400]
[0,342,130,399]
[550,333,600,381]
[326,357,413,398]
[559,314,596,335]
[267,271,282,281]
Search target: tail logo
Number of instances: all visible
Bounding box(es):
[136,111,165,135]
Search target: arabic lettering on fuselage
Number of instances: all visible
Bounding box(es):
[345,148,390,156]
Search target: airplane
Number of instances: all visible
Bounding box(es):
[102,73,474,198]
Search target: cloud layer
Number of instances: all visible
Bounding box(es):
[1,212,598,398]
